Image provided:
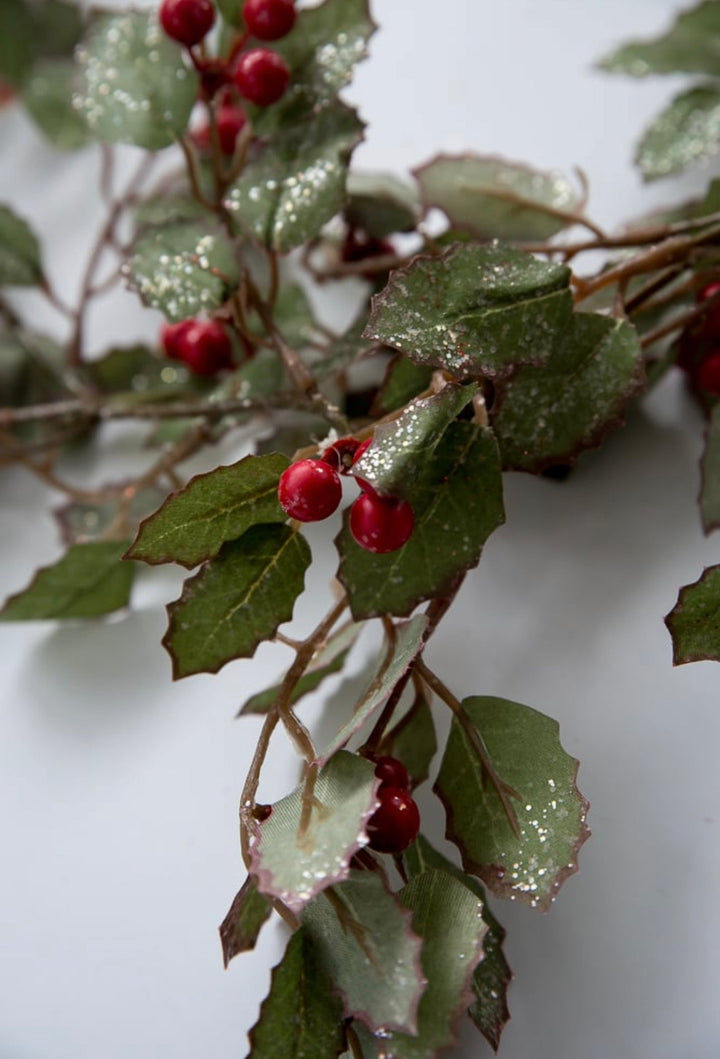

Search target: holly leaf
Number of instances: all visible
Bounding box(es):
[365,243,572,380]
[345,171,419,237]
[219,875,273,967]
[701,405,720,534]
[0,541,134,620]
[491,314,644,472]
[248,751,378,914]
[224,102,364,253]
[435,696,590,911]
[0,204,43,286]
[85,344,201,404]
[375,355,433,415]
[665,565,720,664]
[385,692,437,789]
[133,195,208,232]
[126,219,240,323]
[163,524,311,679]
[22,59,89,151]
[74,11,198,150]
[54,485,166,546]
[303,871,425,1035]
[598,2,720,78]
[126,453,289,569]
[337,423,505,619]
[247,927,345,1059]
[635,85,720,181]
[414,153,582,241]
[0,0,36,88]
[34,0,85,60]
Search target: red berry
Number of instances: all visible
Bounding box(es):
[322,436,361,472]
[697,351,720,396]
[176,320,233,376]
[349,493,414,554]
[374,756,410,791]
[216,104,247,154]
[698,281,720,339]
[243,0,296,40]
[367,787,420,854]
[159,0,215,46]
[233,48,290,107]
[278,460,342,522]
[161,319,194,361]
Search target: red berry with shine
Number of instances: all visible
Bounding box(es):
[233,48,290,107]
[322,436,361,472]
[216,104,247,154]
[176,320,233,376]
[243,0,296,41]
[161,319,194,361]
[159,0,215,46]
[367,787,420,854]
[349,493,414,554]
[278,460,342,522]
[697,350,720,396]
[374,756,410,791]
[697,281,720,339]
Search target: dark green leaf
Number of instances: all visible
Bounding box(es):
[0,541,134,620]
[127,452,289,569]
[414,153,581,241]
[665,565,720,664]
[0,0,36,88]
[345,171,419,237]
[303,871,424,1034]
[385,693,437,788]
[0,204,43,286]
[75,11,198,149]
[22,59,90,150]
[255,416,329,459]
[216,0,244,29]
[54,486,166,546]
[435,696,590,911]
[365,243,572,379]
[219,875,273,966]
[85,344,196,399]
[34,0,85,60]
[701,404,720,533]
[491,314,644,472]
[598,2,720,78]
[636,85,720,181]
[163,524,311,678]
[247,928,344,1059]
[374,355,433,415]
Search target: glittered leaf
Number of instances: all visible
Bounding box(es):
[665,565,720,664]
[0,204,43,286]
[345,171,419,237]
[133,195,208,232]
[303,871,425,1035]
[127,453,289,569]
[365,243,572,379]
[598,2,720,78]
[636,85,720,181]
[491,314,644,472]
[385,693,437,789]
[0,0,35,88]
[338,423,505,619]
[248,751,378,915]
[0,541,134,621]
[375,355,433,414]
[22,59,89,150]
[414,153,582,241]
[126,220,240,322]
[247,927,345,1059]
[435,696,590,911]
[224,102,364,253]
[219,875,273,966]
[163,524,310,679]
[74,11,198,150]
[701,404,720,533]
[54,485,166,546]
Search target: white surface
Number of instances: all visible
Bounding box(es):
[2,2,720,1058]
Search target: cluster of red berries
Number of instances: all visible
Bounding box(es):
[366,756,420,854]
[277,437,415,554]
[677,280,720,398]
[161,318,233,376]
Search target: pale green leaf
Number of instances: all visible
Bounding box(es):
[665,565,720,664]
[54,486,166,546]
[598,2,720,78]
[636,85,720,181]
[22,59,90,150]
[0,204,43,286]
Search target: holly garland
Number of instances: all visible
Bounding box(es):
[1,0,720,1055]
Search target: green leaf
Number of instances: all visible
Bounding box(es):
[248,283,322,352]
[75,10,198,150]
[375,355,433,415]
[126,220,240,322]
[365,243,572,379]
[34,0,85,60]
[219,875,273,966]
[248,751,378,914]
[701,404,720,533]
[126,452,289,569]
[216,0,244,29]
[414,153,582,241]
[491,314,645,472]
[598,2,720,78]
[385,692,437,789]
[85,344,196,399]
[303,871,425,1035]
[435,696,590,911]
[0,204,43,286]
[0,0,36,88]
[163,524,311,679]
[133,195,208,232]
[0,541,134,620]
[239,621,361,716]
[345,171,419,237]
[224,102,364,253]
[22,59,90,151]
[247,927,345,1059]
[665,565,720,664]
[54,486,166,546]
[635,85,720,181]
[337,423,505,619]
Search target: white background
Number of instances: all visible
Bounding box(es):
[1,1,720,1058]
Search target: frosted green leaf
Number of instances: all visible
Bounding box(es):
[74,11,198,150]
[303,871,425,1035]
[598,2,720,78]
[345,171,420,237]
[435,696,590,911]
[0,205,43,286]
[701,404,720,533]
[163,524,311,678]
[219,876,273,966]
[0,541,134,620]
[248,751,378,914]
[365,243,572,379]
[22,59,90,150]
[0,0,35,87]
[126,220,240,322]
[665,565,720,664]
[126,453,289,569]
[635,85,720,181]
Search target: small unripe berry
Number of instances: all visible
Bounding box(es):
[233,48,290,107]
[243,0,296,41]
[367,787,420,854]
[374,756,410,791]
[697,350,720,396]
[349,493,414,554]
[278,459,342,522]
[176,320,233,376]
[160,319,194,361]
[159,0,215,46]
